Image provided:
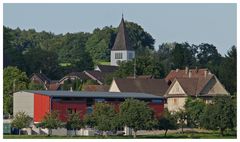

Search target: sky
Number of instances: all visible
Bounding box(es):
[3,3,237,55]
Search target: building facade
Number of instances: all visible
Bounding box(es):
[13,90,164,123]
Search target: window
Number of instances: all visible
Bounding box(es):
[173,98,178,105]
[151,99,163,104]
[128,52,133,59]
[95,98,105,103]
[115,53,123,59]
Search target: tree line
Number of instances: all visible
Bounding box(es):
[12,97,236,138]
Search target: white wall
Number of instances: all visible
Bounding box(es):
[13,91,34,118]
[111,50,135,66]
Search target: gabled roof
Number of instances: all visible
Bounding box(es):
[84,70,106,85]
[111,17,133,51]
[164,75,228,97]
[165,68,211,82]
[112,78,169,96]
[82,85,110,92]
[95,65,119,73]
[30,73,51,84]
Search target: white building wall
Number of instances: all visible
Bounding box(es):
[109,80,121,92]
[13,91,34,118]
[111,50,135,66]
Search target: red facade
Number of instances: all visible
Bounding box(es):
[52,100,87,121]
[34,94,51,122]
[148,102,164,118]
[33,94,164,123]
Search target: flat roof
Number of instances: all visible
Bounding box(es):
[23,90,163,99]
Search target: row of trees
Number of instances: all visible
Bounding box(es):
[12,97,236,137]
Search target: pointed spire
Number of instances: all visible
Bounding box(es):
[111,16,133,51]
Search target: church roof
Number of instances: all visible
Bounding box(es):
[112,17,134,51]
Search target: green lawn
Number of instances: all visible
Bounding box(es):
[98,61,110,65]
[4,132,236,139]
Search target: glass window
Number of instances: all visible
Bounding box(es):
[115,53,123,59]
[128,53,133,59]
[151,99,163,104]
[95,98,105,103]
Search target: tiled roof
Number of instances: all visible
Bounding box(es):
[165,75,214,97]
[31,73,51,84]
[82,85,110,92]
[84,70,106,84]
[96,65,119,73]
[165,68,211,82]
[113,78,169,96]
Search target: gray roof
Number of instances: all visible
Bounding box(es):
[23,90,163,99]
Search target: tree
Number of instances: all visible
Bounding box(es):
[66,112,83,136]
[219,46,236,95]
[119,98,154,138]
[28,82,45,90]
[39,111,62,136]
[92,102,117,137]
[11,111,32,135]
[200,96,236,136]
[174,109,187,133]
[184,97,206,127]
[24,47,60,79]
[157,109,178,137]
[83,114,96,128]
[3,66,29,115]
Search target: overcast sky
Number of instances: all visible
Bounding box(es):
[3,3,236,55]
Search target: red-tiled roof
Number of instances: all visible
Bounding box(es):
[165,68,211,82]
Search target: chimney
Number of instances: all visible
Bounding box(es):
[185,67,189,74]
[70,87,73,92]
[189,71,192,78]
[40,70,42,74]
[44,80,47,84]
[195,66,198,73]
[176,69,179,72]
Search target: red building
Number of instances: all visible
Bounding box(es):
[13,91,164,123]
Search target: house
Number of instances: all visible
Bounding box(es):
[30,72,60,90]
[164,74,229,112]
[109,78,169,97]
[58,72,91,86]
[111,16,135,66]
[165,67,212,85]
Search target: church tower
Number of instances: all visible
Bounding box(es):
[111,16,135,66]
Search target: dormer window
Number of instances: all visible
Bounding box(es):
[115,53,122,59]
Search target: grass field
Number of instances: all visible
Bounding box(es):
[4,132,236,139]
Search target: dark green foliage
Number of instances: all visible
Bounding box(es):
[218,46,236,95]
[184,97,206,127]
[157,109,178,137]
[125,22,155,52]
[174,109,187,133]
[119,98,154,138]
[28,82,45,90]
[3,66,29,115]
[39,111,63,136]
[11,111,32,135]
[60,79,83,91]
[85,27,116,63]
[66,112,83,136]
[83,114,96,128]
[92,103,117,136]
[200,97,236,136]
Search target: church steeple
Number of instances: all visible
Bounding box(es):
[110,16,135,66]
[111,16,133,51]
